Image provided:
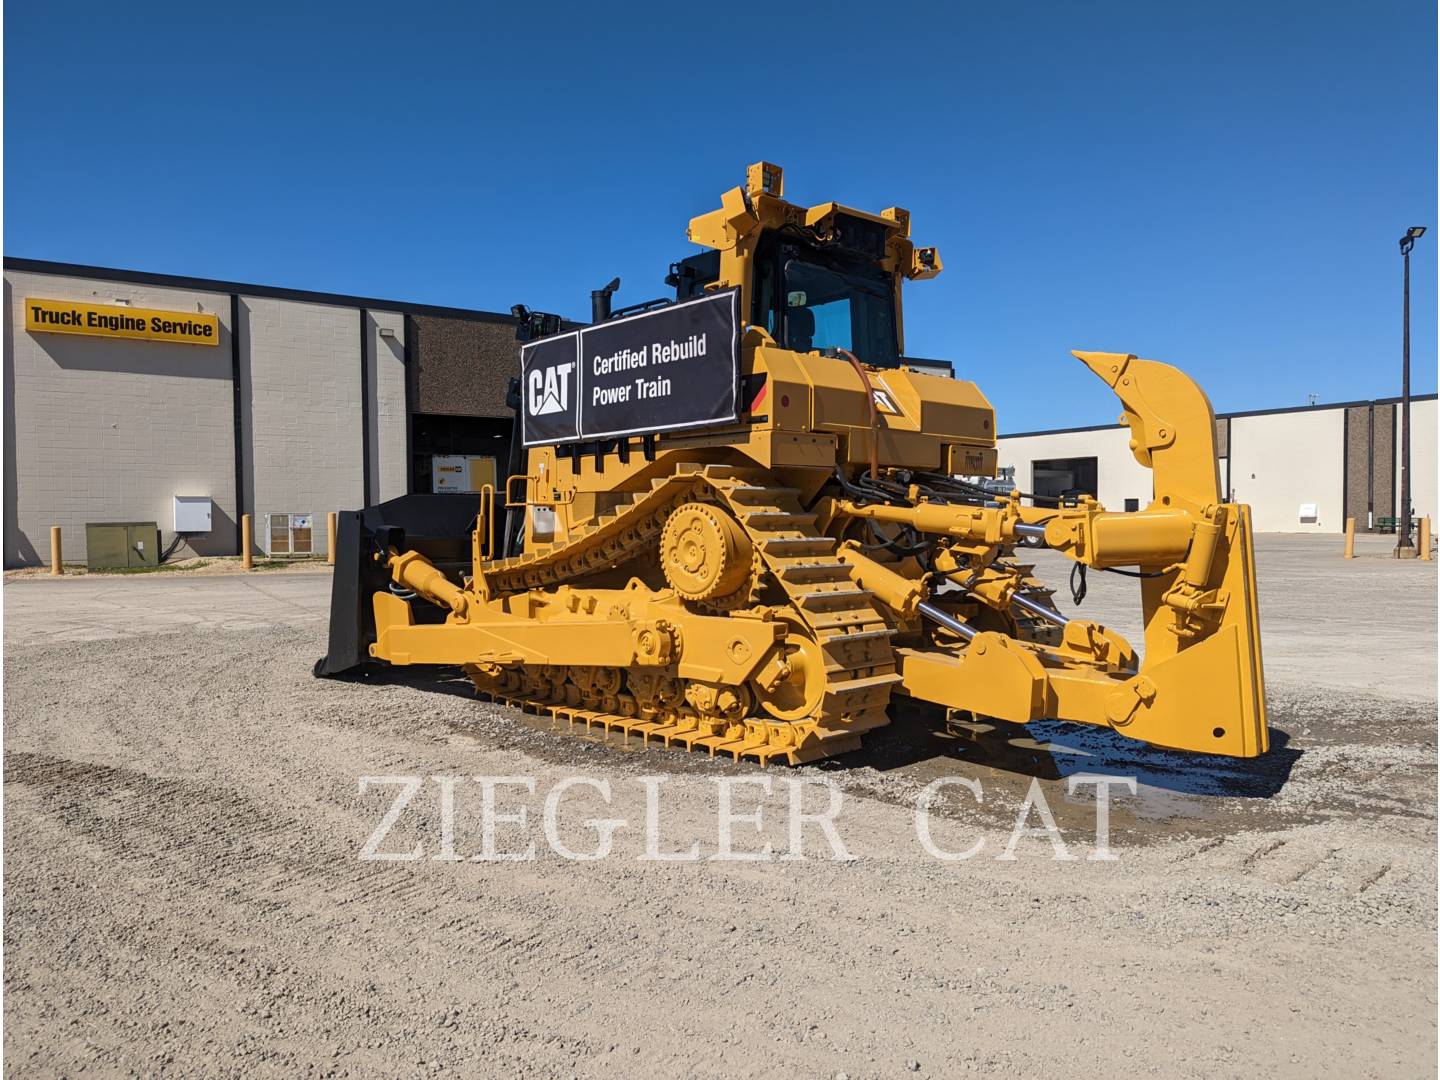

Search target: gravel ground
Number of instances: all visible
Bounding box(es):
[3,535,1435,1077]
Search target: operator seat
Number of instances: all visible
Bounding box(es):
[785,306,815,352]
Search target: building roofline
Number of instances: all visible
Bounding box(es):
[3,256,522,325]
[9,255,1431,428]
[999,393,1439,440]
[1217,394,1437,419]
[999,420,1122,439]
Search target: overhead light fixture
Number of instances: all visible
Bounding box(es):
[1408,226,1426,240]
[378,327,396,339]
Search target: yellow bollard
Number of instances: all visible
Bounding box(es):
[1422,516,1432,562]
[1344,517,1355,559]
[50,526,63,576]
[327,512,337,566]
[241,514,253,570]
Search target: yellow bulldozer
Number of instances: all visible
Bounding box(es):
[316,162,1267,765]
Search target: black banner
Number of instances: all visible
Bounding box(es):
[519,333,581,446]
[520,290,739,447]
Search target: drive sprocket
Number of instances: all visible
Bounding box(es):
[660,502,755,603]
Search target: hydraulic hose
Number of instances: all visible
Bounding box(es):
[837,348,880,481]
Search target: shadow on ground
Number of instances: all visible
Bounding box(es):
[320,659,1303,802]
[831,702,1301,799]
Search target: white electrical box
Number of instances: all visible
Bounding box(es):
[173,495,212,533]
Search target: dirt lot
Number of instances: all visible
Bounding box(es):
[4,533,1435,1077]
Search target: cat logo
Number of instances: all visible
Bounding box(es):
[528,361,574,416]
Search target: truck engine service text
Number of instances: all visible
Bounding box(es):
[28,304,215,339]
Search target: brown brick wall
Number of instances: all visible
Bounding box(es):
[409,314,520,418]
[1344,403,1396,529]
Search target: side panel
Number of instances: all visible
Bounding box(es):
[242,297,365,538]
[369,310,410,504]
[1396,398,1437,525]
[1230,409,1344,532]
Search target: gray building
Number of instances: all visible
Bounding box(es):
[4,259,533,567]
[9,256,1433,566]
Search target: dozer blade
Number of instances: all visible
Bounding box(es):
[313,494,477,678]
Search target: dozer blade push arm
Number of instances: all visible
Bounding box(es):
[841,351,1268,758]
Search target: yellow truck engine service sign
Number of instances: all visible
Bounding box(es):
[25,298,220,346]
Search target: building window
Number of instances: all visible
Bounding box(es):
[1032,457,1098,503]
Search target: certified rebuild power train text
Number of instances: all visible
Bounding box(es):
[317,163,1268,766]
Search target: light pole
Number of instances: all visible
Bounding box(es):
[1398,226,1426,556]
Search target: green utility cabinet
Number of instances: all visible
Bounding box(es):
[85,522,160,570]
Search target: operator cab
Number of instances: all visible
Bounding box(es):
[674,164,943,370]
[757,244,899,367]
[667,232,903,368]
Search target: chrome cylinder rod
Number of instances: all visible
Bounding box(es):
[1011,591,1070,627]
[918,600,977,642]
[1013,522,1048,542]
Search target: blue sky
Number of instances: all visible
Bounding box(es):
[5,1,1434,431]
